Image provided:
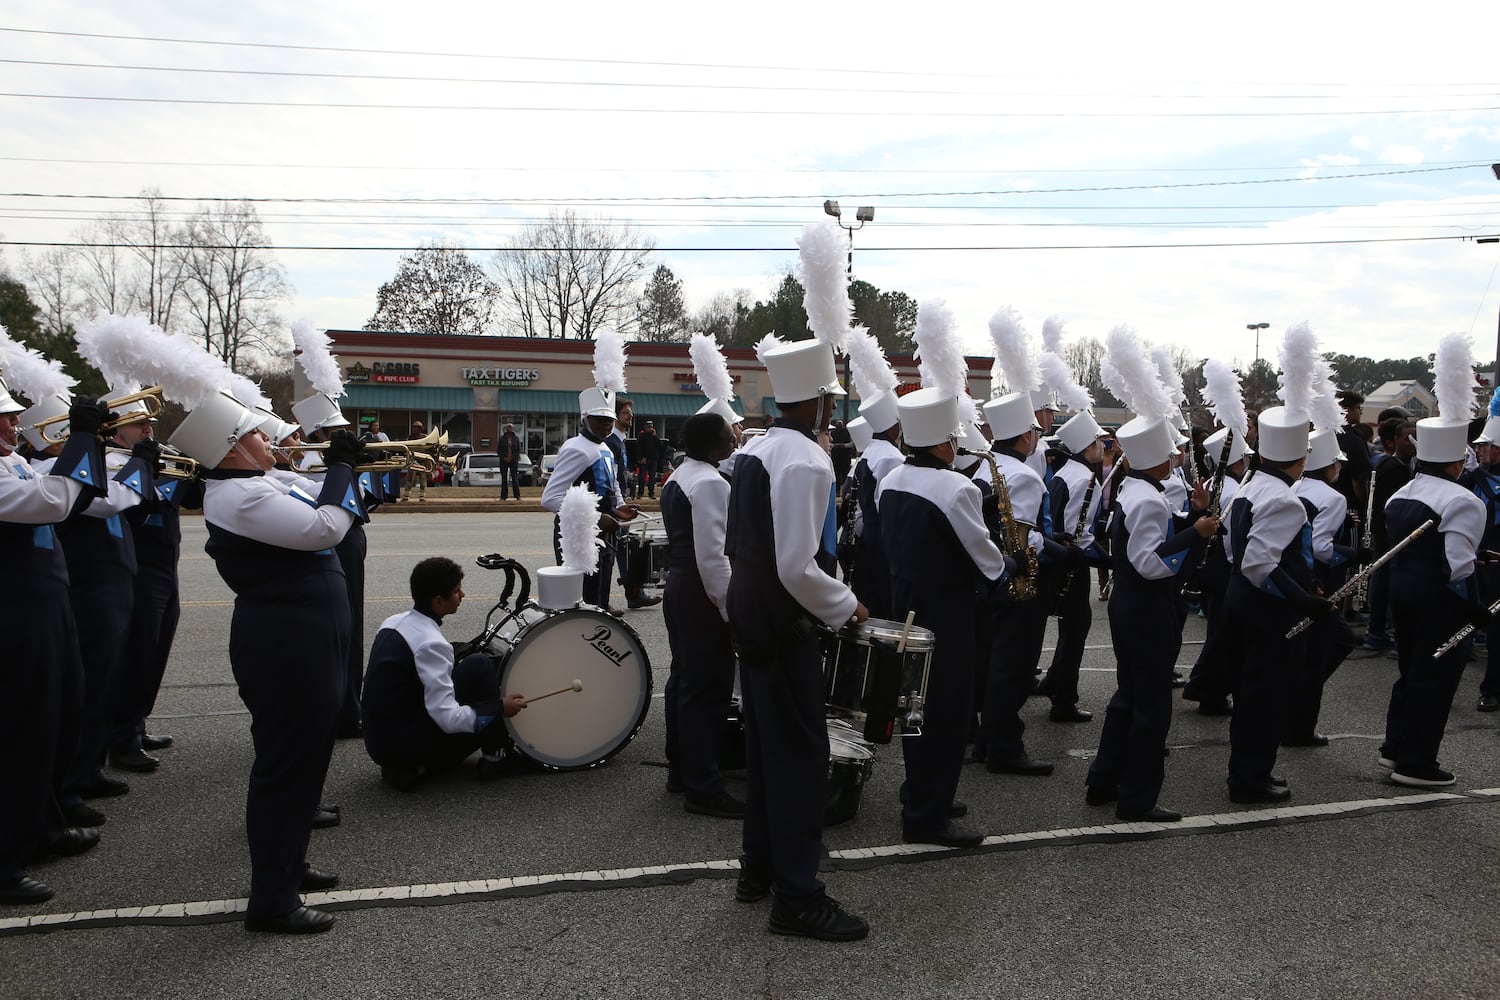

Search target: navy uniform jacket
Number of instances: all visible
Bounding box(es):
[660,457,732,622]
[1385,473,1484,607]
[1227,467,1314,605]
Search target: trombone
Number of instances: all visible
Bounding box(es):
[32,387,165,446]
[297,428,449,474]
[106,445,200,481]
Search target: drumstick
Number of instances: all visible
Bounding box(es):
[896,610,916,654]
[524,679,584,704]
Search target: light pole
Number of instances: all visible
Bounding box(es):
[824,200,876,420]
[1247,322,1271,366]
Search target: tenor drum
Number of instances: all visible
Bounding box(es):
[824,720,875,826]
[820,616,935,744]
[495,607,653,770]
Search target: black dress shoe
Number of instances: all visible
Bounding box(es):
[1085,784,1119,806]
[311,807,341,830]
[142,733,174,751]
[1281,732,1330,748]
[63,802,106,827]
[335,721,363,740]
[902,823,985,848]
[1116,805,1183,823]
[79,773,129,799]
[947,801,968,819]
[1478,694,1500,712]
[986,755,1054,776]
[684,790,747,819]
[244,906,335,934]
[0,875,54,905]
[109,748,160,773]
[319,802,341,815]
[735,867,773,903]
[1171,671,1187,688]
[1196,698,1233,717]
[665,776,685,794]
[34,826,101,862]
[1049,705,1093,723]
[768,896,869,942]
[1229,783,1292,805]
[300,868,340,891]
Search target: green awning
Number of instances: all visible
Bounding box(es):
[761,396,780,418]
[341,385,476,410]
[496,389,711,418]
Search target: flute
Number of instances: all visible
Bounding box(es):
[1286,518,1435,638]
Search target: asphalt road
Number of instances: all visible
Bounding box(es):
[5,512,1498,999]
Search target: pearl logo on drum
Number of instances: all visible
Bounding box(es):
[583,625,634,665]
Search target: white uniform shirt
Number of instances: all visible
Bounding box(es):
[0,452,84,522]
[381,608,479,735]
[665,457,732,618]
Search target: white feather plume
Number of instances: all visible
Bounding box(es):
[1103,324,1173,422]
[797,221,852,356]
[688,332,735,402]
[1201,358,1248,440]
[1276,321,1320,419]
[1150,345,1187,412]
[844,329,897,401]
[1037,351,1092,412]
[592,329,628,393]
[227,372,273,414]
[1309,355,1344,433]
[913,299,969,398]
[754,332,786,366]
[1434,331,1476,422]
[290,319,345,398]
[0,325,76,403]
[1041,315,1066,354]
[987,306,1040,395]
[559,485,602,572]
[76,312,229,408]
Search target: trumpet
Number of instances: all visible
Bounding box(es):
[32,387,165,446]
[106,445,201,481]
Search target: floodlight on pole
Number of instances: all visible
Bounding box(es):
[1247,322,1270,365]
[822,201,877,418]
[823,199,841,219]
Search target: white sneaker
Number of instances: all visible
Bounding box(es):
[1389,765,1456,788]
[1377,756,1395,770]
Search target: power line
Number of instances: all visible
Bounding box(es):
[2,91,1494,119]
[0,164,1476,203]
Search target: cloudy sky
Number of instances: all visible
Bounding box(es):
[3,1,1500,368]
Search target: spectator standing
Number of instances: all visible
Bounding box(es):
[637,421,661,500]
[497,424,523,501]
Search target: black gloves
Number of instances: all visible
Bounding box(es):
[68,397,113,437]
[1295,594,1336,621]
[1062,544,1087,569]
[324,430,365,470]
[1466,601,1493,631]
[131,438,162,466]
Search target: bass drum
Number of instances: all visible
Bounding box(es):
[498,608,652,771]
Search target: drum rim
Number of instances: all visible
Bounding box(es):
[853,617,936,646]
[499,605,653,772]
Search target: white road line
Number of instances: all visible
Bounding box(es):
[1,788,1481,937]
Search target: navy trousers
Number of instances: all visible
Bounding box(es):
[62,570,134,803]
[1384,596,1469,771]
[1043,569,1090,709]
[982,566,1053,761]
[335,523,367,731]
[362,654,505,770]
[898,604,974,833]
[110,560,180,753]
[663,583,736,800]
[1224,580,1305,790]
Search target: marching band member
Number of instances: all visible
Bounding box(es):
[1466,394,1500,713]
[726,331,869,943]
[540,332,639,613]
[660,411,741,817]
[688,331,746,478]
[1222,325,1328,805]
[879,384,1008,847]
[173,390,365,934]
[1380,335,1486,788]
[361,557,525,790]
[1086,412,1216,822]
[0,374,108,905]
[846,392,902,621]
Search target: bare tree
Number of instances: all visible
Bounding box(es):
[492,210,654,339]
[107,189,191,331]
[72,222,140,319]
[181,202,291,370]
[692,289,750,343]
[365,242,499,336]
[20,247,84,338]
[1063,336,1114,404]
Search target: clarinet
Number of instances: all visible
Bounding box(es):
[1354,469,1376,609]
[1183,430,1236,595]
[964,449,1038,601]
[1098,458,1132,600]
[1054,470,1099,607]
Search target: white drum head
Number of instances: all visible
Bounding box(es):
[500,608,652,770]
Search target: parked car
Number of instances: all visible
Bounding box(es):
[430,442,472,488]
[537,453,560,487]
[453,451,533,488]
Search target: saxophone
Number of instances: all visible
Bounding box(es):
[966,449,1038,601]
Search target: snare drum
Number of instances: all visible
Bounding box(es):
[624,524,670,589]
[489,607,653,770]
[821,616,935,744]
[824,720,875,826]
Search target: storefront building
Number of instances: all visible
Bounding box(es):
[298,330,996,464]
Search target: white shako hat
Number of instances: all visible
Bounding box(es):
[982,390,1041,441]
[578,386,616,419]
[897,387,963,448]
[255,406,303,445]
[107,383,154,426]
[1202,426,1253,467]
[1414,418,1471,464]
[846,415,874,452]
[1116,415,1178,470]
[956,418,990,455]
[534,565,585,611]
[1306,427,1346,470]
[291,392,350,434]
[764,339,845,404]
[1055,410,1107,455]
[170,390,273,467]
[695,397,742,425]
[1473,416,1500,446]
[20,392,71,450]
[858,390,900,434]
[0,376,24,415]
[1257,405,1311,463]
